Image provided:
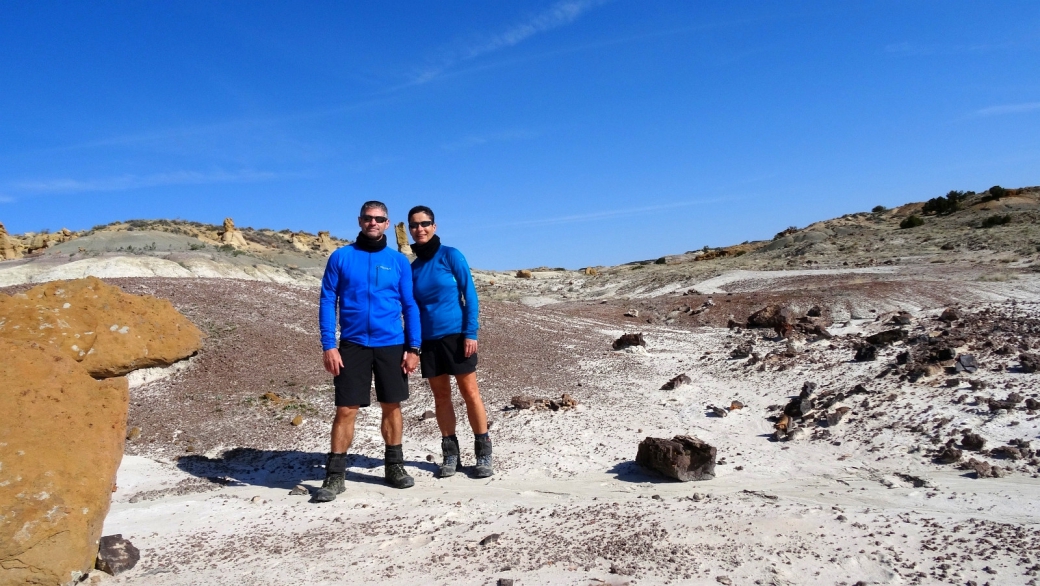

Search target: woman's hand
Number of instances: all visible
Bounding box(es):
[464,338,478,358]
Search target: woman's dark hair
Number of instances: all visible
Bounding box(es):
[407,205,435,223]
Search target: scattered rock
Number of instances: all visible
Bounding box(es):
[289,485,309,495]
[730,343,753,359]
[938,308,960,322]
[807,306,823,317]
[126,426,142,441]
[661,373,692,390]
[610,563,634,576]
[800,381,818,398]
[515,269,533,279]
[511,395,535,410]
[991,446,1024,460]
[935,440,962,464]
[635,435,717,481]
[623,309,639,318]
[729,400,744,411]
[510,394,578,411]
[783,397,813,419]
[825,409,847,427]
[420,409,436,421]
[716,576,733,585]
[497,579,514,586]
[290,414,303,426]
[955,354,979,373]
[1020,353,1040,373]
[961,432,986,451]
[865,329,906,346]
[969,379,987,390]
[854,344,878,362]
[961,458,1005,478]
[889,311,913,325]
[896,351,910,365]
[708,405,728,418]
[95,534,140,576]
[612,332,646,350]
[479,533,501,547]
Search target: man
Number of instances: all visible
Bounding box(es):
[314,201,421,502]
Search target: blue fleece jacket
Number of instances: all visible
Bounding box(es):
[319,243,421,351]
[411,245,479,341]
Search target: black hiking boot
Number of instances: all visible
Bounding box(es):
[384,444,414,489]
[312,452,347,503]
[439,435,460,478]
[474,433,493,478]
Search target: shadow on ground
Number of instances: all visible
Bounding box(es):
[176,447,437,489]
[608,460,675,484]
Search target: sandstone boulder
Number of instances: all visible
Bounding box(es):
[219,217,248,248]
[288,232,310,252]
[635,435,716,481]
[0,276,204,378]
[316,231,337,254]
[394,223,413,258]
[1,221,24,260]
[0,339,129,585]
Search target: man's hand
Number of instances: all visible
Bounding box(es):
[464,338,478,358]
[402,351,419,374]
[323,349,343,376]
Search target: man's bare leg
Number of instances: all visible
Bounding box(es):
[331,405,359,453]
[379,402,403,445]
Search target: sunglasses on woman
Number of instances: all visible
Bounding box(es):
[408,221,434,229]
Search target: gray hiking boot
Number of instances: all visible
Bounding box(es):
[312,453,347,503]
[474,433,493,478]
[439,435,460,478]
[384,444,414,489]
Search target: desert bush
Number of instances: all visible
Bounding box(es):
[189,243,206,250]
[900,215,924,229]
[872,205,887,213]
[773,226,798,240]
[922,191,966,215]
[654,257,667,265]
[981,214,1011,228]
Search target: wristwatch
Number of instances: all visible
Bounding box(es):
[406,346,420,355]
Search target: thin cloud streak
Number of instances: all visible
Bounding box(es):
[974,102,1040,117]
[503,196,736,227]
[0,195,15,203]
[410,0,604,85]
[441,130,538,152]
[14,169,286,194]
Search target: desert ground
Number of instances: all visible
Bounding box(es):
[3,188,1040,585]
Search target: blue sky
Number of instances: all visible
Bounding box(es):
[1,1,1038,269]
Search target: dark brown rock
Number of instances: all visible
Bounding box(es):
[939,308,960,322]
[854,344,877,362]
[635,435,716,481]
[612,333,646,350]
[95,534,140,575]
[661,373,692,390]
[510,395,535,410]
[730,343,753,359]
[1020,353,1040,373]
[961,432,986,451]
[935,441,962,464]
[955,354,979,373]
[865,329,906,346]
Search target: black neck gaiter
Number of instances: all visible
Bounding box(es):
[411,234,441,260]
[355,232,388,252]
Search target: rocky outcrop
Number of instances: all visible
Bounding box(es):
[288,232,310,252]
[316,231,336,254]
[0,222,24,260]
[0,276,204,378]
[394,223,414,258]
[219,217,248,248]
[636,435,716,481]
[0,339,129,585]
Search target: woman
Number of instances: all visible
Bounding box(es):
[407,205,491,478]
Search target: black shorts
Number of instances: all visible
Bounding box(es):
[420,333,478,379]
[333,341,409,407]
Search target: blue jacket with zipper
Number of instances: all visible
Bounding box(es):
[319,243,421,351]
[411,244,479,341]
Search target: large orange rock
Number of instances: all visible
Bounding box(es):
[0,222,23,260]
[0,339,129,585]
[0,276,204,378]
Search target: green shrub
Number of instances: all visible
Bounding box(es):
[872,205,887,213]
[922,191,966,215]
[900,215,924,229]
[981,214,1011,228]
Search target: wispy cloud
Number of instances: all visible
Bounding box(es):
[441,129,539,152]
[410,0,604,85]
[884,38,1028,57]
[973,102,1040,117]
[13,169,285,194]
[0,195,15,203]
[504,196,734,227]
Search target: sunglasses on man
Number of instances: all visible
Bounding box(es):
[360,215,388,223]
